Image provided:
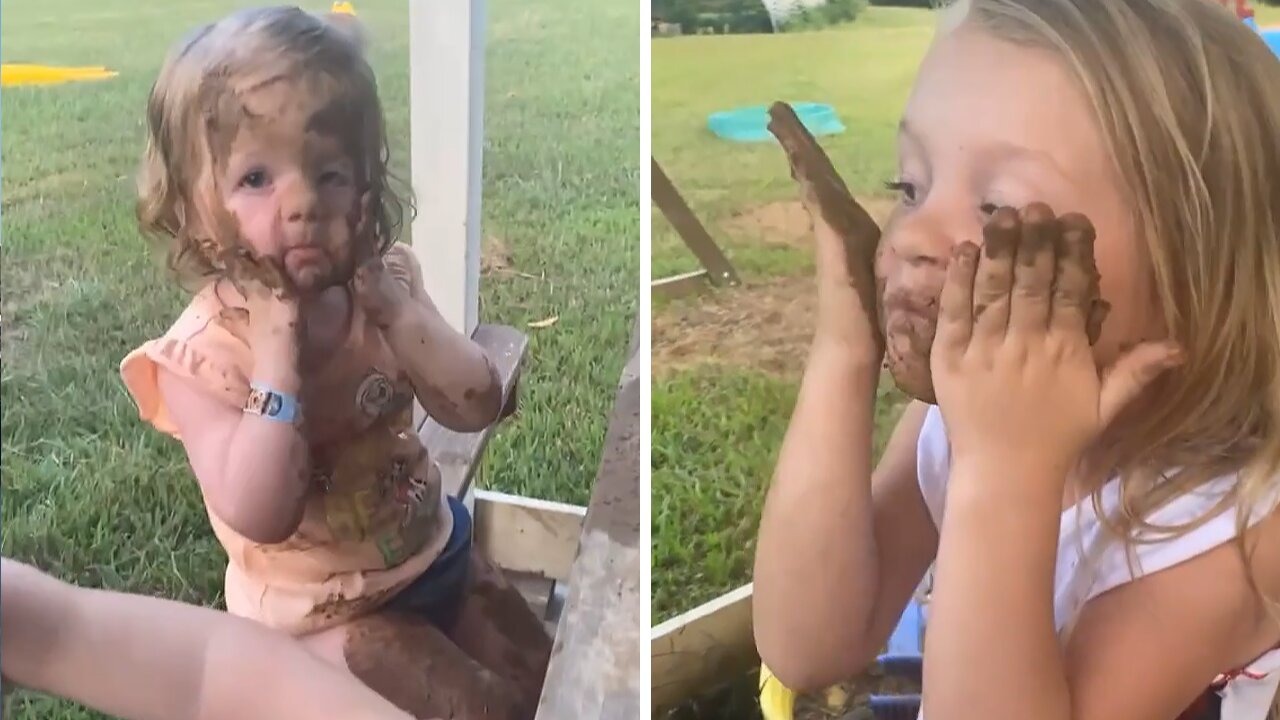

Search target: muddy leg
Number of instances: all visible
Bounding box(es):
[303,611,527,720]
[449,552,553,712]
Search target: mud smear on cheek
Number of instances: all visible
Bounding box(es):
[342,612,526,719]
[306,95,380,268]
[882,303,939,404]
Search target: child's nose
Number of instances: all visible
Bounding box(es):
[280,178,320,224]
[881,210,960,271]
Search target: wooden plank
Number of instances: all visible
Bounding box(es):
[651,584,757,712]
[409,0,484,337]
[534,343,641,720]
[506,570,559,637]
[418,324,528,499]
[651,158,740,288]
[652,269,709,299]
[473,489,587,581]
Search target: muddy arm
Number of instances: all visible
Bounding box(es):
[417,324,528,499]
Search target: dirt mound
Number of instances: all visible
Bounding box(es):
[721,197,897,248]
[653,276,817,378]
[481,235,515,275]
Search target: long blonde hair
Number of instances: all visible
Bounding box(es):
[943,0,1280,604]
[137,6,410,285]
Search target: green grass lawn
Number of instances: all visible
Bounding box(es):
[0,0,637,716]
[1256,4,1280,25]
[651,7,931,624]
[651,6,932,281]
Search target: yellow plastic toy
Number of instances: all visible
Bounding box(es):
[759,664,797,720]
[1,64,117,88]
[331,1,356,15]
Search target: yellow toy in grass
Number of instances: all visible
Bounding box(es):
[1,64,117,88]
[759,664,797,720]
[331,1,356,15]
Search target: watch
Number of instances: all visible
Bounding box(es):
[244,384,301,424]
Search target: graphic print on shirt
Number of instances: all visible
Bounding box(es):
[355,369,413,421]
[309,369,441,566]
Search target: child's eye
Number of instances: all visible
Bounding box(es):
[884,179,919,205]
[239,170,269,189]
[319,170,350,186]
[980,202,999,218]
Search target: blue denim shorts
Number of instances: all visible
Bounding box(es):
[383,495,473,632]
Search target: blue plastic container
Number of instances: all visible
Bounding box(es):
[707,102,845,143]
[1260,27,1280,57]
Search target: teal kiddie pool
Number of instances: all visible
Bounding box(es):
[707,102,845,142]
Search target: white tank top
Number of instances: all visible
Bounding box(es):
[915,405,1280,719]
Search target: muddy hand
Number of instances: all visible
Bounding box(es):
[767,101,884,358]
[219,246,294,299]
[931,204,1180,473]
[352,254,412,329]
[218,246,301,350]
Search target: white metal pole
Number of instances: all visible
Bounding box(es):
[409,0,485,336]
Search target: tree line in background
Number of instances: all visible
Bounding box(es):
[652,0,872,34]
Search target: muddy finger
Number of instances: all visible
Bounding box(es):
[934,241,979,354]
[973,207,1019,339]
[1008,203,1057,335]
[1051,212,1097,337]
[1086,298,1110,346]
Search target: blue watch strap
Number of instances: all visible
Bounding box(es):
[245,383,301,423]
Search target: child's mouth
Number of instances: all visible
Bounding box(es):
[880,287,941,403]
[284,246,327,269]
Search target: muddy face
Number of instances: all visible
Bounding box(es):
[876,242,944,403]
[871,24,1164,402]
[204,71,371,296]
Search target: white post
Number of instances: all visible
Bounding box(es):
[409,0,485,336]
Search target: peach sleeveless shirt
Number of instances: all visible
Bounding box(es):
[120,246,452,635]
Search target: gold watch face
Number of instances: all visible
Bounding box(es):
[246,388,268,415]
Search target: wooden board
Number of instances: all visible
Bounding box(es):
[473,489,586,581]
[417,324,528,498]
[651,583,757,712]
[469,490,585,640]
[534,342,641,720]
[506,571,561,638]
[651,158,740,288]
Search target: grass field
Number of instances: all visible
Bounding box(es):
[1256,4,1280,25]
[0,0,638,716]
[651,6,932,281]
[650,7,931,624]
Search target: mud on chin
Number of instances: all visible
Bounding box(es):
[290,262,355,294]
[883,320,937,404]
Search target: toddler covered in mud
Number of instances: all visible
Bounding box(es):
[754,0,1280,718]
[119,7,549,719]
